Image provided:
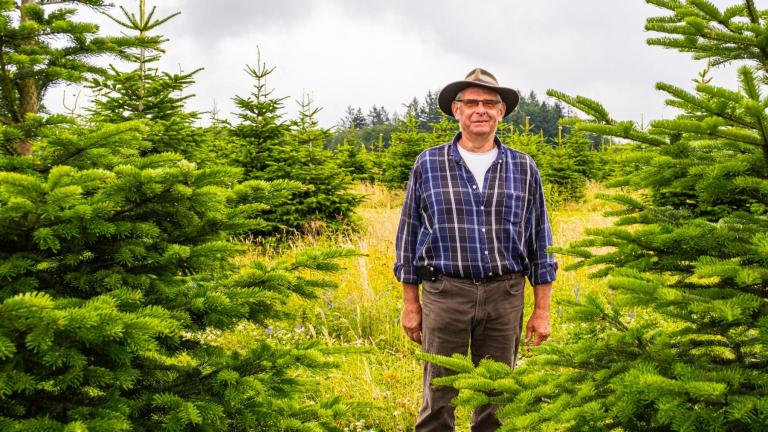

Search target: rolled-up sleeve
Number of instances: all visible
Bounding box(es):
[526,166,558,285]
[393,162,422,284]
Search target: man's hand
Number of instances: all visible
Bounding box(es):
[400,282,422,344]
[525,282,553,347]
[401,301,422,344]
[525,309,551,346]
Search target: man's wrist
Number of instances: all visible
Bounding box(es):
[403,282,420,304]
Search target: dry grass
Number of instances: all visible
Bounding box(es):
[314,182,618,430]
[234,181,620,431]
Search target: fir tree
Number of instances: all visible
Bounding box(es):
[0,0,154,155]
[379,114,442,189]
[0,4,358,430]
[87,0,216,164]
[424,1,768,431]
[228,58,361,234]
[0,115,357,431]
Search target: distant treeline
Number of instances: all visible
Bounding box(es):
[328,89,575,149]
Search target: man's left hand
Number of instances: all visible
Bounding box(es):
[525,309,551,346]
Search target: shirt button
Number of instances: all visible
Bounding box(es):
[472,185,477,189]
[480,206,484,209]
[481,228,486,232]
[488,272,493,276]
[484,251,489,255]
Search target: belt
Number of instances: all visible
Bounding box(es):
[416,266,518,284]
[441,273,516,284]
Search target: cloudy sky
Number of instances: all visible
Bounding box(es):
[52,0,741,128]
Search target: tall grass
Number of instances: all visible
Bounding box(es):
[227,181,618,431]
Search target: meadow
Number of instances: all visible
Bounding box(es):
[230,181,619,431]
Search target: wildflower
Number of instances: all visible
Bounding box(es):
[627,310,637,323]
[295,323,304,332]
[266,327,274,335]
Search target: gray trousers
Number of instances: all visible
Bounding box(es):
[416,273,525,432]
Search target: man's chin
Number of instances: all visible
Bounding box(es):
[468,127,493,137]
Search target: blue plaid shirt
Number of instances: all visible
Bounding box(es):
[394,133,557,286]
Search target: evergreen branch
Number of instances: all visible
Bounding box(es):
[51,121,144,167]
[742,0,768,67]
[690,0,722,22]
[547,90,613,123]
[656,82,755,129]
[645,0,683,11]
[737,66,768,162]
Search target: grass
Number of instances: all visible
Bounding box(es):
[233,181,619,431]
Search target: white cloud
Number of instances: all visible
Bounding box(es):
[45,0,745,128]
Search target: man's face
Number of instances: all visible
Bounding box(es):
[451,86,506,140]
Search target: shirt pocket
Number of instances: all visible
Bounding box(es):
[501,189,523,225]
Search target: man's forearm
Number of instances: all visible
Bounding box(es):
[532,282,553,312]
[403,282,420,305]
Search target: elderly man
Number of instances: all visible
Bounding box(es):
[394,68,557,431]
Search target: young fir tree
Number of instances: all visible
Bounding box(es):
[0,113,358,431]
[335,137,375,183]
[421,1,768,431]
[228,59,361,234]
[87,1,218,165]
[504,120,598,204]
[0,3,358,430]
[379,113,449,189]
[0,0,153,155]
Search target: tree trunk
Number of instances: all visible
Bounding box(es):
[15,0,39,155]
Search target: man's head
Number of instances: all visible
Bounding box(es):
[451,86,506,140]
[437,68,519,119]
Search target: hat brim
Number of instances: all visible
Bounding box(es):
[438,81,519,118]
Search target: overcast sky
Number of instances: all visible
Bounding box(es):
[50,0,741,128]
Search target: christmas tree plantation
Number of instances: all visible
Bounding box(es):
[0,2,357,431]
[0,115,357,431]
[422,1,768,431]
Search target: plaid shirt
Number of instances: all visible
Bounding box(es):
[394,133,557,286]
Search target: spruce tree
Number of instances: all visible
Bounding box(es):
[87,1,217,164]
[0,114,357,431]
[0,3,357,430]
[379,114,449,189]
[228,58,361,234]
[423,1,768,431]
[0,0,154,155]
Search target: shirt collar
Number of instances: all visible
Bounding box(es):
[450,132,506,164]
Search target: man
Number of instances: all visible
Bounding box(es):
[393,68,557,431]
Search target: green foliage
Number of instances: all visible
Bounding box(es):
[87,1,219,165]
[0,0,154,155]
[430,1,768,431]
[335,138,375,182]
[226,55,362,235]
[505,126,601,203]
[378,114,446,189]
[0,3,361,430]
[505,90,568,141]
[0,114,359,430]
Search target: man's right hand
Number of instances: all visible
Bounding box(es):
[401,301,422,344]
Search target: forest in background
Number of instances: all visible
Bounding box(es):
[0,0,765,431]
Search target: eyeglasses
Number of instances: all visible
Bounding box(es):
[455,99,502,109]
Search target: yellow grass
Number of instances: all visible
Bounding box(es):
[236,181,619,431]
[307,182,618,430]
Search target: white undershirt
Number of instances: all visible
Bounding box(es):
[457,145,498,191]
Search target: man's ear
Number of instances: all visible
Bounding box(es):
[451,101,460,118]
[499,102,506,118]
